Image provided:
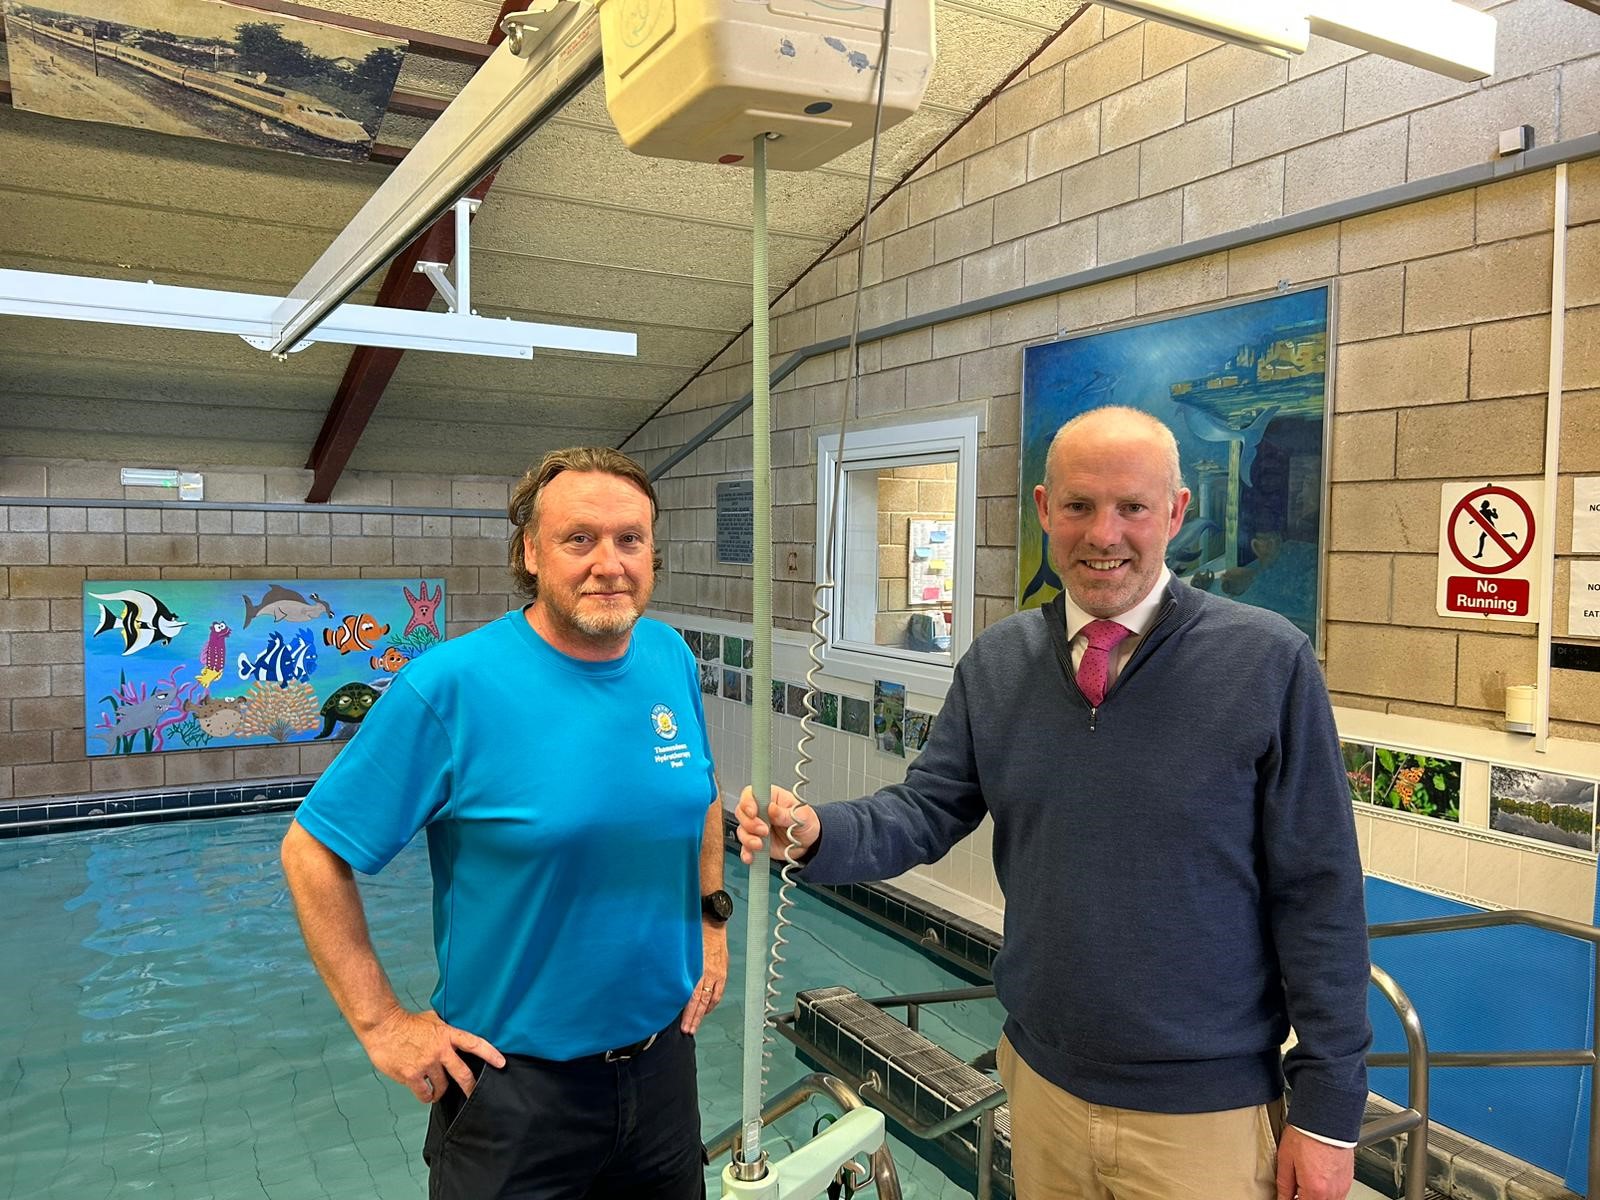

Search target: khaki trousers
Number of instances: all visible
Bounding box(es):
[997,1034,1283,1200]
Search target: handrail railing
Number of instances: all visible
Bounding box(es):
[1369,908,1600,1194]
[793,969,1431,1200]
[705,1071,903,1200]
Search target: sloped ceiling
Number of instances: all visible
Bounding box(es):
[0,0,1083,484]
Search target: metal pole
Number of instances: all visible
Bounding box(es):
[1590,942,1599,1195]
[976,1107,995,1200]
[454,198,473,316]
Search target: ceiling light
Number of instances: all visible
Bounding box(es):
[1097,0,1310,57]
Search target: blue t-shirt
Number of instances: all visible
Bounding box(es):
[294,610,717,1059]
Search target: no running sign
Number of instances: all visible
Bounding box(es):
[1436,481,1543,621]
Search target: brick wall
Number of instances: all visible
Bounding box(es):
[0,459,520,801]
[619,1,1600,918]
[622,0,1600,740]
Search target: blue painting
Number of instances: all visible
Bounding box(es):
[82,577,445,756]
[1018,286,1330,645]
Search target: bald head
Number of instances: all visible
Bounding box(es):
[1042,406,1184,499]
[1033,405,1191,617]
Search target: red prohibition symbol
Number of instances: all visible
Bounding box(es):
[1447,485,1535,575]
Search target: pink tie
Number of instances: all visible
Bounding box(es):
[1076,619,1132,707]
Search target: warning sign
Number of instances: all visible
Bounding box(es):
[1436,481,1543,621]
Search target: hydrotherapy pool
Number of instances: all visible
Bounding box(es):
[0,813,1004,1199]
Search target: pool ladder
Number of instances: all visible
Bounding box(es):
[768,967,1432,1200]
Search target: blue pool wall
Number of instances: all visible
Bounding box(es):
[1366,875,1596,1192]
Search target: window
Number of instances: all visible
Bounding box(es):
[816,414,979,693]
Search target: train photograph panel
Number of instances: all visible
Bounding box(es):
[2,0,404,161]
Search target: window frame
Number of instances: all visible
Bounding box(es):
[814,414,980,697]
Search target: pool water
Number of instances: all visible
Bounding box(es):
[0,815,1004,1199]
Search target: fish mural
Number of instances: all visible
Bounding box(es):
[242,584,334,627]
[369,646,411,673]
[198,621,232,687]
[182,694,250,738]
[402,580,442,640]
[315,683,380,739]
[84,578,445,757]
[238,630,319,688]
[91,589,186,655]
[324,613,389,655]
[93,684,177,749]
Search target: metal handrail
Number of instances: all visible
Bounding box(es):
[1369,909,1600,1194]
[817,970,1432,1200]
[705,1071,903,1200]
[1366,963,1430,1200]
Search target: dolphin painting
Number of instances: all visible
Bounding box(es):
[1020,534,1063,606]
[1170,401,1279,485]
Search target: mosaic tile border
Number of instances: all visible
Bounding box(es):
[0,778,312,838]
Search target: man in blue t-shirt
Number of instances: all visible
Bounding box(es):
[282,447,729,1200]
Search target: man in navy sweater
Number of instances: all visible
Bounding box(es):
[738,406,1370,1200]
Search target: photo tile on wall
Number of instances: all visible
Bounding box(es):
[816,692,840,728]
[904,710,933,752]
[722,669,742,702]
[787,684,809,719]
[1341,741,1375,805]
[841,696,870,737]
[698,661,719,696]
[1489,765,1597,853]
[683,629,702,657]
[722,637,743,669]
[742,640,753,670]
[1372,747,1462,824]
[872,679,907,757]
[700,633,721,662]
[771,680,787,715]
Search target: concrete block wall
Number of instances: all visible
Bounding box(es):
[621,1,1600,916]
[0,458,520,801]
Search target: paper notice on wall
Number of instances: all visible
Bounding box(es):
[1572,560,1600,639]
[1575,477,1600,553]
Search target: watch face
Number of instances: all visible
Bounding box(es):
[704,890,734,921]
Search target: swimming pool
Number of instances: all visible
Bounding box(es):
[0,814,1004,1199]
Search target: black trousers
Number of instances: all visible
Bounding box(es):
[423,1023,707,1200]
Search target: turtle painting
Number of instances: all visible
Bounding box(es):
[314,682,380,739]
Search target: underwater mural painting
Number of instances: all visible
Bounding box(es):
[1018,285,1331,646]
[82,577,445,756]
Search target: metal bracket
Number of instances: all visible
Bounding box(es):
[500,3,562,57]
[412,197,483,314]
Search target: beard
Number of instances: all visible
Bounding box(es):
[546,578,652,641]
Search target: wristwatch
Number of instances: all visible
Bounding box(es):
[701,890,734,924]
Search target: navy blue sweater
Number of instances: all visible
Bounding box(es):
[805,581,1372,1141]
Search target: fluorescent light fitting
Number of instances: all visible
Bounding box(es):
[0,270,637,360]
[121,468,179,487]
[1097,0,1310,57]
[1307,0,1495,83]
[269,2,602,356]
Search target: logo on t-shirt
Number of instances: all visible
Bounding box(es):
[650,703,678,739]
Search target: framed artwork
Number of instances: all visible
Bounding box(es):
[1489,766,1597,852]
[3,0,404,162]
[83,577,443,756]
[1019,285,1332,647]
